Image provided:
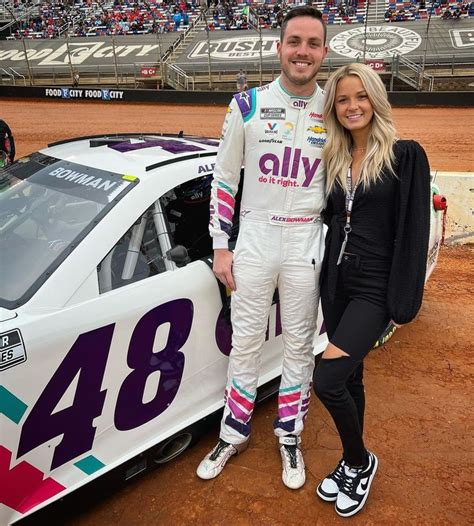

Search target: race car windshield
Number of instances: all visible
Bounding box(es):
[0,153,136,308]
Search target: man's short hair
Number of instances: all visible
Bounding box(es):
[280,6,326,45]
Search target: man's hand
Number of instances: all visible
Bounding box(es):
[213,249,236,291]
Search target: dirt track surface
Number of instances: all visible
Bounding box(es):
[70,245,472,526]
[1,100,474,172]
[4,100,473,525]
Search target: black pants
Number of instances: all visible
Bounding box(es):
[314,253,391,467]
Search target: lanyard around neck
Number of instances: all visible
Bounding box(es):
[337,167,359,265]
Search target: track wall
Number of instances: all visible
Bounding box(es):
[1,85,473,106]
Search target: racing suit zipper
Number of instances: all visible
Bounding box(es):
[285,107,301,211]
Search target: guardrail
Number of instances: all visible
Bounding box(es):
[0,1,40,32]
[393,54,435,91]
[0,52,471,91]
[167,63,194,91]
[0,61,164,88]
[162,9,206,63]
[9,66,26,85]
[0,67,14,84]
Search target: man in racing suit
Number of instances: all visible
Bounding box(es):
[196,6,328,489]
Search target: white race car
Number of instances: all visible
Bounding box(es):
[0,134,445,524]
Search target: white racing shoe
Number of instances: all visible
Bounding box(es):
[196,439,248,480]
[279,435,306,489]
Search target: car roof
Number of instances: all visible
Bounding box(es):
[40,133,220,179]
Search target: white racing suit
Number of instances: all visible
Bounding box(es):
[209,78,326,444]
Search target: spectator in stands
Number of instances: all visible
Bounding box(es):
[235,68,248,92]
[11,0,473,40]
[276,8,284,26]
[72,70,80,87]
[173,10,182,30]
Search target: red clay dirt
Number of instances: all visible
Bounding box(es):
[75,245,474,526]
[3,100,473,525]
[2,101,474,172]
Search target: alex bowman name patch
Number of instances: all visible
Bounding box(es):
[261,108,286,120]
[0,329,27,371]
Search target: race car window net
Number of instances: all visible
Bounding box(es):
[0,153,138,309]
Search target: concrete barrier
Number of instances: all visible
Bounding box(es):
[434,172,474,244]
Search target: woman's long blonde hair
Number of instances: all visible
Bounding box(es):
[323,63,397,194]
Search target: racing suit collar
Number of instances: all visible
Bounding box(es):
[276,76,318,103]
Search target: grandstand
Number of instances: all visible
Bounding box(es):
[0,0,473,91]
[384,0,473,21]
[1,0,473,40]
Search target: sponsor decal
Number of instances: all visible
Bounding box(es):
[257,84,270,92]
[34,161,130,204]
[308,125,327,134]
[198,162,215,174]
[259,138,283,144]
[265,122,278,134]
[270,215,316,224]
[188,36,278,60]
[48,166,118,192]
[283,122,294,141]
[226,106,232,114]
[366,59,385,71]
[1,297,282,470]
[45,88,124,100]
[0,329,27,371]
[140,66,156,77]
[260,107,286,120]
[292,99,308,109]
[0,42,161,67]
[307,136,326,148]
[449,29,474,48]
[330,26,422,58]
[258,146,321,187]
[427,240,440,266]
[0,289,287,520]
[110,138,204,154]
[309,112,323,121]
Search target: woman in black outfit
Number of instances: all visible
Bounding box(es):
[314,63,431,517]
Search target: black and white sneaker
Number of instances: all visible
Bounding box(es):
[335,451,378,517]
[316,458,346,502]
